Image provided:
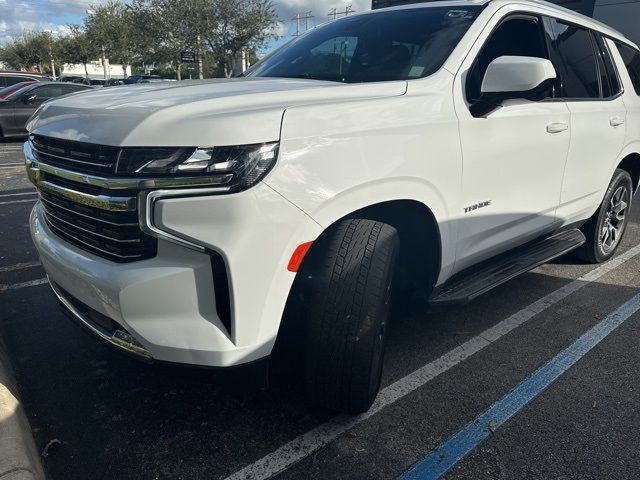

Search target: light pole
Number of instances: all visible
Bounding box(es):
[86,9,110,80]
[43,29,58,79]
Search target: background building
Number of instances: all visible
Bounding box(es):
[61,61,131,79]
[371,0,640,45]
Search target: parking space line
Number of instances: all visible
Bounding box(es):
[0,191,36,198]
[399,290,640,480]
[0,278,48,292]
[0,198,37,206]
[0,261,41,273]
[223,243,640,480]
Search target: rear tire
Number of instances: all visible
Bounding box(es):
[304,219,398,413]
[577,169,633,263]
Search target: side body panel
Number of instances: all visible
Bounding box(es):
[0,104,17,136]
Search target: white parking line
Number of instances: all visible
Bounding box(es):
[0,278,48,292]
[0,191,36,198]
[0,198,37,206]
[0,261,41,273]
[224,242,640,480]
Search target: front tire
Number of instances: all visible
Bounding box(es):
[304,219,398,413]
[578,169,633,263]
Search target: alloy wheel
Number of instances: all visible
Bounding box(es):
[601,185,629,254]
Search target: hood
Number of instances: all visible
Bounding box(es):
[27,77,407,147]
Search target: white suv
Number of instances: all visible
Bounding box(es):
[25,0,640,412]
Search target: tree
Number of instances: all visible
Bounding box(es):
[57,26,99,78]
[0,32,55,73]
[132,0,209,79]
[84,1,144,78]
[201,0,278,77]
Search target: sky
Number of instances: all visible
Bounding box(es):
[0,0,373,52]
[1,0,638,53]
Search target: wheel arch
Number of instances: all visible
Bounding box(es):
[273,198,442,364]
[616,152,640,194]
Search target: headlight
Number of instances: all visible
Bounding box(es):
[116,142,279,192]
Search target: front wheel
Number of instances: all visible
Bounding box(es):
[304,219,398,413]
[578,168,633,263]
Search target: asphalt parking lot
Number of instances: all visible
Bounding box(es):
[2,138,640,480]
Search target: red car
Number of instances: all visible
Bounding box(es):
[0,81,36,100]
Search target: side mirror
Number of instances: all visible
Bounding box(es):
[471,56,557,117]
[22,94,37,105]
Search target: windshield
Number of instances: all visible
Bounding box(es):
[246,6,483,83]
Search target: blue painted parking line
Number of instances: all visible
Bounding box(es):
[398,290,640,480]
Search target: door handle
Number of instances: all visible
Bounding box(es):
[546,122,568,134]
[610,117,625,127]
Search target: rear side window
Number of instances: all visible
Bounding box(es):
[616,42,640,95]
[593,34,620,98]
[547,20,600,98]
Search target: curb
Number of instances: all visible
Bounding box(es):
[0,339,44,480]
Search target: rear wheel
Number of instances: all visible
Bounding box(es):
[578,169,633,263]
[304,219,398,413]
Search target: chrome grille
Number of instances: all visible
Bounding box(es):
[31,135,120,176]
[28,136,158,263]
[40,188,156,262]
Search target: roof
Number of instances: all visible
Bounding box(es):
[0,71,50,78]
[367,0,635,47]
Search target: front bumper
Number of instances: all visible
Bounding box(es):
[31,182,322,367]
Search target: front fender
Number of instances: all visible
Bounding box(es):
[265,74,461,281]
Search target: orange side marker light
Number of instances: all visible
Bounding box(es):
[287,241,313,272]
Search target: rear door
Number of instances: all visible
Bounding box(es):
[545,19,627,223]
[611,41,640,180]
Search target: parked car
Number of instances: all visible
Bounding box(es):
[138,78,175,83]
[104,78,125,87]
[0,82,91,137]
[0,81,36,100]
[71,78,106,87]
[57,75,85,83]
[24,0,640,413]
[0,71,50,88]
[123,74,162,84]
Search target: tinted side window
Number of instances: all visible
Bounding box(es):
[62,85,87,94]
[548,21,600,98]
[467,16,548,102]
[5,76,29,87]
[32,85,65,100]
[616,42,640,95]
[593,33,620,97]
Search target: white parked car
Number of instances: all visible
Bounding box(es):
[25,0,640,412]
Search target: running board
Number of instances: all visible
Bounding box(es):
[429,229,586,306]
